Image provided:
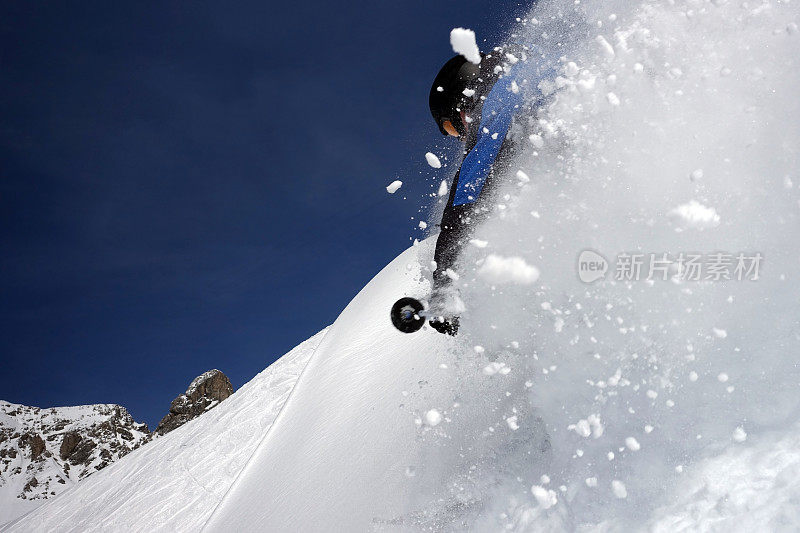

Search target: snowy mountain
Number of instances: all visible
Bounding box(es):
[0,402,150,525]
[5,0,800,530]
[0,369,236,525]
[3,330,325,531]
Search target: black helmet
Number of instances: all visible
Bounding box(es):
[429,52,499,136]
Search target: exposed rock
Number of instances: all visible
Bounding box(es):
[67,438,97,465]
[155,369,234,436]
[1,368,234,524]
[0,401,150,516]
[59,432,82,460]
[22,477,38,494]
[18,433,46,460]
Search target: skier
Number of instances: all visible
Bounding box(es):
[425,49,527,335]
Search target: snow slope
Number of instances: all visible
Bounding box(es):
[3,329,326,531]
[204,238,549,530]
[206,0,800,530]
[7,0,800,530]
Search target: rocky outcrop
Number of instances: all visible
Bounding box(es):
[1,369,235,525]
[59,431,81,460]
[155,369,234,436]
[18,433,46,461]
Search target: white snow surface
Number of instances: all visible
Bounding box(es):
[4,330,326,531]
[204,240,508,530]
[9,0,800,530]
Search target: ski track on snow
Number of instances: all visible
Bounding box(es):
[3,329,327,532]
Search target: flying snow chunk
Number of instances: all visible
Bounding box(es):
[607,92,620,106]
[450,28,481,64]
[713,327,728,338]
[444,268,459,281]
[418,221,427,230]
[516,170,531,183]
[506,416,519,431]
[733,426,747,442]
[479,254,540,285]
[570,415,603,439]
[469,238,488,248]
[529,134,544,149]
[596,35,615,58]
[538,79,556,96]
[425,152,442,169]
[482,362,510,376]
[625,437,641,451]
[437,180,449,197]
[462,88,476,97]
[530,485,558,509]
[572,419,592,438]
[669,200,721,229]
[611,480,628,499]
[565,62,579,77]
[386,180,403,194]
[577,77,596,92]
[424,409,442,427]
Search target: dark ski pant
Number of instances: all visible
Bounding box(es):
[433,204,481,290]
[432,168,501,298]
[430,121,518,304]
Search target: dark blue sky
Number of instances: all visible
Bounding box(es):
[0,1,526,428]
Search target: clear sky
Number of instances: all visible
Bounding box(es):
[0,0,528,428]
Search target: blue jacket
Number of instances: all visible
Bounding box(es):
[452,58,554,206]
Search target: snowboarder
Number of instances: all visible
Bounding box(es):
[425,49,527,335]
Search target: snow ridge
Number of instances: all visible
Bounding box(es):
[4,329,327,531]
